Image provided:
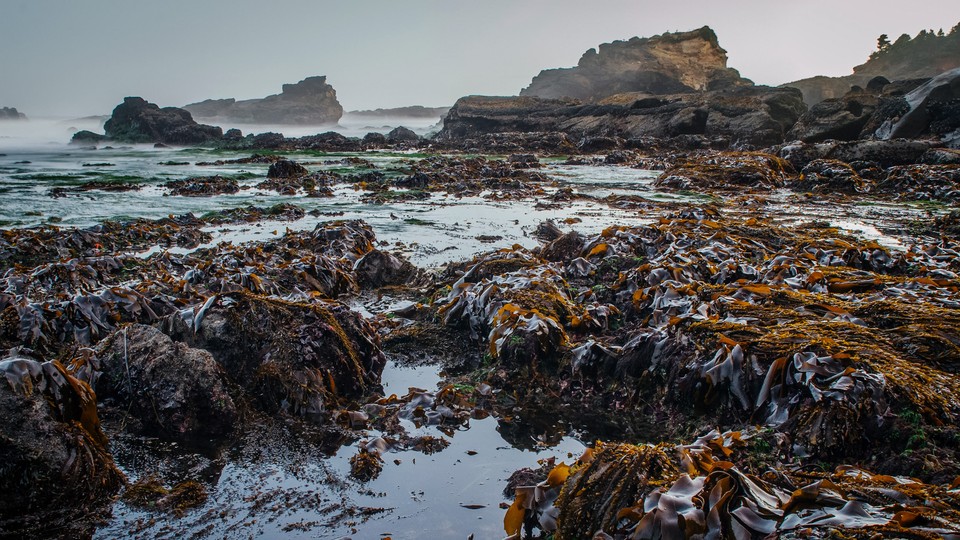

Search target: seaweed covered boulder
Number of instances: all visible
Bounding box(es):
[653,152,794,191]
[81,324,237,441]
[0,356,124,536]
[793,159,869,193]
[165,292,385,419]
[353,249,419,288]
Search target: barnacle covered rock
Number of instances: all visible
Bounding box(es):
[0,356,124,537]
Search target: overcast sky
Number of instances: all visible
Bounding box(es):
[1,0,958,117]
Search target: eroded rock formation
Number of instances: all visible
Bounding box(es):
[184,76,343,125]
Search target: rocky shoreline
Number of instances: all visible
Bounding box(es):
[2,138,960,537]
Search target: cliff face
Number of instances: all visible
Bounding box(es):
[785,26,960,105]
[520,27,752,101]
[184,76,343,125]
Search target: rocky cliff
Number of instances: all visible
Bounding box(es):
[439,86,805,147]
[184,76,343,125]
[520,26,752,101]
[785,25,960,105]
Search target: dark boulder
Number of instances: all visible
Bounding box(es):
[103,97,223,145]
[778,140,934,169]
[362,132,387,146]
[89,325,237,440]
[877,67,960,146]
[0,356,124,537]
[267,159,309,178]
[386,126,419,143]
[69,130,107,144]
[787,89,879,142]
[353,249,418,288]
[165,292,386,420]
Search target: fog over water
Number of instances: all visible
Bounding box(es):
[2,0,959,118]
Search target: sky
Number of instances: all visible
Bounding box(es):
[1,0,959,118]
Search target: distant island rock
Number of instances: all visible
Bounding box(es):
[0,107,27,120]
[345,106,450,119]
[520,26,752,101]
[72,97,223,145]
[184,76,343,125]
[785,24,960,105]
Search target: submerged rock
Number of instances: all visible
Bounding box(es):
[0,356,124,537]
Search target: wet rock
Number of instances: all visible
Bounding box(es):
[353,249,418,288]
[508,153,540,167]
[921,147,960,165]
[102,97,223,145]
[878,67,960,144]
[89,324,237,440]
[267,159,308,178]
[778,139,933,169]
[787,88,879,142]
[165,292,385,420]
[223,128,243,139]
[386,126,419,143]
[794,159,868,194]
[165,175,240,196]
[0,356,124,536]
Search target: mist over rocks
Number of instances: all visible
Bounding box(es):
[184,76,343,125]
[0,107,27,120]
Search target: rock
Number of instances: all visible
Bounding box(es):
[921,147,960,164]
[0,107,26,120]
[165,292,385,420]
[787,88,880,142]
[70,130,108,144]
[89,325,237,440]
[778,140,934,169]
[0,356,124,536]
[876,67,960,143]
[794,159,868,193]
[102,97,223,145]
[164,175,240,196]
[875,164,960,200]
[353,249,418,288]
[386,126,419,143]
[362,132,387,145]
[267,159,308,178]
[184,76,343,125]
[508,154,540,167]
[345,105,450,120]
[223,128,243,139]
[521,26,752,101]
[439,87,805,148]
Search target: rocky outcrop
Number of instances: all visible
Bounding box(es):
[439,86,805,147]
[184,76,343,125]
[521,26,752,101]
[0,107,26,120]
[100,97,223,145]
[788,68,960,146]
[785,25,960,105]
